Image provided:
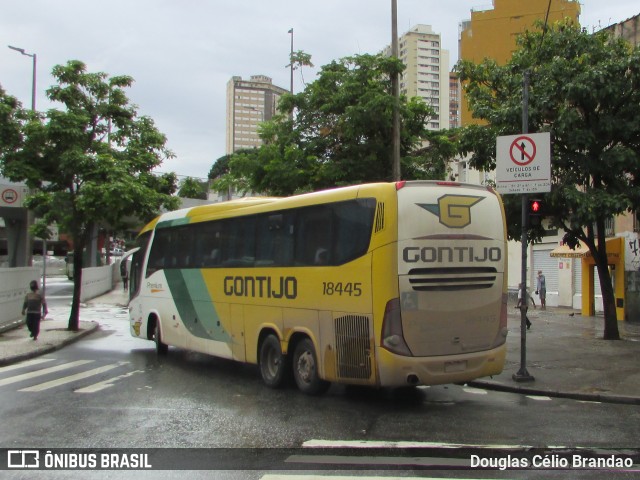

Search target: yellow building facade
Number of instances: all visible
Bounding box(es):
[459,0,581,126]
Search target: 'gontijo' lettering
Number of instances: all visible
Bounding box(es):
[403,246,502,263]
[224,275,297,299]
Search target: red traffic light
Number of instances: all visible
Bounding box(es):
[530,200,541,213]
[528,199,543,226]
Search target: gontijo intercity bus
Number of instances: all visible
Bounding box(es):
[128,181,508,394]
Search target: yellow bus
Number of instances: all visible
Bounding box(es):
[128,181,508,394]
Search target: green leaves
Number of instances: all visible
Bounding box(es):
[219,53,441,196]
[0,60,178,329]
[457,21,640,239]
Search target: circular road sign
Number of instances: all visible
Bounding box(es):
[509,135,537,166]
[1,188,19,204]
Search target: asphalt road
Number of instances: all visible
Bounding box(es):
[1,294,638,479]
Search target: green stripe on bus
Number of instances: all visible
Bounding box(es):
[164,269,231,342]
[157,218,191,229]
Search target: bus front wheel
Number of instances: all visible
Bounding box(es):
[154,320,168,355]
[292,338,330,395]
[259,334,288,388]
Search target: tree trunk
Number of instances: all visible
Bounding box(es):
[68,244,83,331]
[595,260,620,340]
[593,217,620,340]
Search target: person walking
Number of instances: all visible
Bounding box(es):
[516,282,535,330]
[536,270,547,310]
[22,280,48,341]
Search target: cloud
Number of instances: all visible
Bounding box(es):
[2,0,638,179]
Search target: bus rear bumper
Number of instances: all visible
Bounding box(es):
[375,343,506,387]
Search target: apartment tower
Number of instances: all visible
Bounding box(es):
[385,24,450,131]
[225,75,289,154]
[459,0,581,125]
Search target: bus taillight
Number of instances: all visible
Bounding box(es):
[395,181,407,190]
[381,298,412,356]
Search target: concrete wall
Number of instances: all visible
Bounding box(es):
[79,264,117,302]
[0,264,116,330]
[0,267,39,330]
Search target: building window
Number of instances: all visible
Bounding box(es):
[605,217,615,237]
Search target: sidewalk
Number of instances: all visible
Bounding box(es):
[0,288,128,367]
[1,289,639,404]
[470,306,640,405]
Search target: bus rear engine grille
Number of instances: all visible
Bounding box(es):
[408,267,497,291]
[335,315,372,380]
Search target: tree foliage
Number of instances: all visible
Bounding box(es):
[178,177,208,199]
[215,53,448,196]
[456,21,640,339]
[1,60,178,331]
[0,86,27,159]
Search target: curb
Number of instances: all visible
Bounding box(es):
[468,380,640,406]
[0,318,26,335]
[0,321,100,367]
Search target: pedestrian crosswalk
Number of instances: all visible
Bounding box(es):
[0,357,142,394]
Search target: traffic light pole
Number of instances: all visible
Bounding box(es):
[513,70,535,383]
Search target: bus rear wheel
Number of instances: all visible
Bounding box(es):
[292,338,330,395]
[259,334,288,388]
[154,320,168,355]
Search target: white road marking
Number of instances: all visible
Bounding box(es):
[0,358,56,373]
[18,362,129,392]
[0,360,93,387]
[75,369,144,393]
[303,439,541,450]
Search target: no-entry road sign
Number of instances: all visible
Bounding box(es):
[496,132,551,194]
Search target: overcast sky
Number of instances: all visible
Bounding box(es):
[2,1,638,180]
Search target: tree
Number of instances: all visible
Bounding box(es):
[0,86,26,158]
[456,21,640,339]
[178,177,208,199]
[218,54,440,196]
[1,60,179,331]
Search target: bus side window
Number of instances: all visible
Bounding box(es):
[221,217,256,267]
[256,212,294,267]
[333,198,375,264]
[194,222,223,267]
[295,206,332,266]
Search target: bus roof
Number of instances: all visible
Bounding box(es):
[137,181,495,235]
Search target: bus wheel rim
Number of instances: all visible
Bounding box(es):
[266,348,280,378]
[297,351,314,383]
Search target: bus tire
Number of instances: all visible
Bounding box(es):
[292,338,330,395]
[154,320,168,355]
[259,334,288,388]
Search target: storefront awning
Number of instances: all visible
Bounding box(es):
[549,243,590,258]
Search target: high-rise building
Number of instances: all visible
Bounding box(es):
[449,71,460,129]
[459,0,581,125]
[384,24,450,131]
[225,75,288,154]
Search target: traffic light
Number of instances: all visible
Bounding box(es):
[528,198,543,226]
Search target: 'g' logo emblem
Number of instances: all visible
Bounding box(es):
[418,195,484,228]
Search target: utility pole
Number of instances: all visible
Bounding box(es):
[8,45,37,274]
[288,28,294,94]
[391,0,401,181]
[513,69,534,383]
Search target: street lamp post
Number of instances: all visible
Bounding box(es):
[8,45,36,111]
[8,45,41,294]
[390,0,401,181]
[288,28,294,94]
